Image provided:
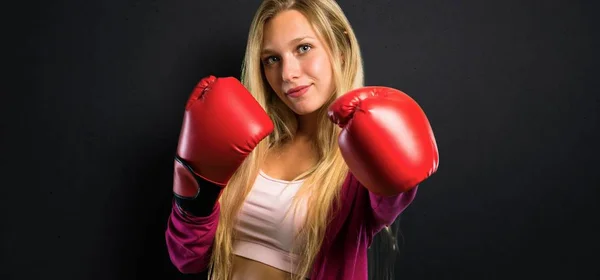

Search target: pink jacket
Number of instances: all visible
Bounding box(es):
[165,172,418,279]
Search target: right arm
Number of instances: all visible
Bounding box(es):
[165,199,220,274]
[165,75,274,274]
[165,157,224,274]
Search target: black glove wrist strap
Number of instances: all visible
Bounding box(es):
[174,155,223,217]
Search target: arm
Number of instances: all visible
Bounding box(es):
[165,159,223,274]
[166,75,273,273]
[165,199,220,274]
[328,86,439,230]
[367,185,417,232]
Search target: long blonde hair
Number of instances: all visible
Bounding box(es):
[208,1,364,279]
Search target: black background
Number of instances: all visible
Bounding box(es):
[3,0,599,279]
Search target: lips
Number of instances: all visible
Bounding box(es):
[286,84,311,98]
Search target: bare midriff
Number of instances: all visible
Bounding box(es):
[231,255,299,280]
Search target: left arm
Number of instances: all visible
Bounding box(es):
[368,184,418,229]
[328,86,439,229]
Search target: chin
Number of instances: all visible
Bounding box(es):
[293,109,318,116]
[290,103,323,116]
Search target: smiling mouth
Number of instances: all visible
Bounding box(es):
[286,85,311,97]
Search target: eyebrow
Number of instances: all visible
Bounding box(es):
[261,36,315,55]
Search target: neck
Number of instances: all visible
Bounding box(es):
[295,111,320,139]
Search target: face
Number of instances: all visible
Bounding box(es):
[261,9,335,115]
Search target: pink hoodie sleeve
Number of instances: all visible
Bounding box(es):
[165,200,220,274]
[368,185,418,233]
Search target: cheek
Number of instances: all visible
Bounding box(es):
[305,54,332,80]
[303,53,334,100]
[264,68,283,96]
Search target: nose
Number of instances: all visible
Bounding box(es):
[281,56,300,82]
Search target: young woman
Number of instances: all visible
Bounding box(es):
[166,1,439,279]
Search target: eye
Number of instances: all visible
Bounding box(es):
[263,56,279,65]
[297,44,312,54]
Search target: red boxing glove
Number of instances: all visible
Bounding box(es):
[173,75,274,200]
[328,86,439,196]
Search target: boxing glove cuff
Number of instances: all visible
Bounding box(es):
[173,155,223,217]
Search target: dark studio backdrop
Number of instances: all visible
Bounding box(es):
[2,0,598,279]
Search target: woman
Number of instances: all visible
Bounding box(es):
[166,0,439,279]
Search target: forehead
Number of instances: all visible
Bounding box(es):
[262,10,318,48]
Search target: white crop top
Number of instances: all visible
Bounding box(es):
[232,170,309,276]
